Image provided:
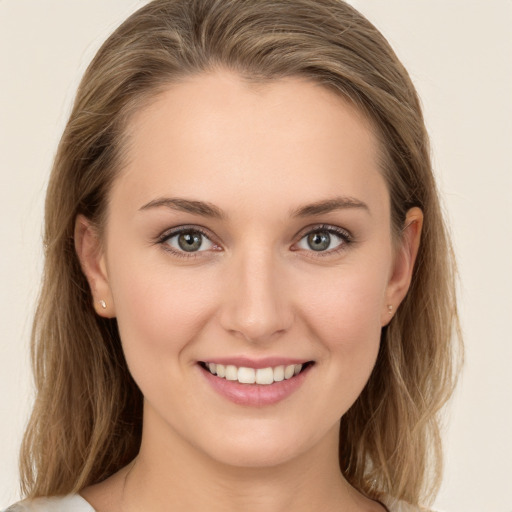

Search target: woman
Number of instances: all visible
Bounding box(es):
[4,0,461,511]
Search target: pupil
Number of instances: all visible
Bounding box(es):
[308,232,330,251]
[178,232,202,252]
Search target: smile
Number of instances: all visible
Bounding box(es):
[201,362,310,385]
[198,359,314,406]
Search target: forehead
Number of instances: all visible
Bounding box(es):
[114,70,388,216]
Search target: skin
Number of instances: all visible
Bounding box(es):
[76,70,422,512]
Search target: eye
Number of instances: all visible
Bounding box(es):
[295,226,351,253]
[160,227,217,254]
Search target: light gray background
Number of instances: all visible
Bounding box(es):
[1,1,511,511]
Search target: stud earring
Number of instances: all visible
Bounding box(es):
[99,300,107,310]
[387,304,393,314]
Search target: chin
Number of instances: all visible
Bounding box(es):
[192,418,334,470]
[205,440,306,469]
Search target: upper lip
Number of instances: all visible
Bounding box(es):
[199,357,312,369]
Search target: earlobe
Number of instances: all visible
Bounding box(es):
[382,207,423,325]
[74,215,115,318]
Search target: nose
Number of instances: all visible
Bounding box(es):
[219,248,293,344]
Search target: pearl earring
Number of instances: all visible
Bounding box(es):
[99,300,107,310]
[387,304,393,314]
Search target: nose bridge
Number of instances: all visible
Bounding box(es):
[220,244,292,342]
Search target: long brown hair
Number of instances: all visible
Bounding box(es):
[20,0,462,506]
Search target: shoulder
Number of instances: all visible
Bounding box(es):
[2,495,95,512]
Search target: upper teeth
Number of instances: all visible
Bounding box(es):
[205,363,303,385]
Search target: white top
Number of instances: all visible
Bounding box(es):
[2,495,94,511]
[2,494,428,511]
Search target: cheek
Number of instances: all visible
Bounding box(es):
[299,261,388,345]
[295,261,389,404]
[107,253,219,375]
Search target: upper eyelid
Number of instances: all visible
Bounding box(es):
[155,223,353,250]
[157,226,220,257]
[157,224,216,243]
[292,224,353,255]
[295,223,352,240]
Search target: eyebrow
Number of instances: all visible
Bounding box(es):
[139,197,225,219]
[291,196,370,217]
[139,195,369,219]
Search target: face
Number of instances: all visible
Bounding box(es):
[78,70,420,469]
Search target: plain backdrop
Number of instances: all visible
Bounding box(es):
[1,1,511,511]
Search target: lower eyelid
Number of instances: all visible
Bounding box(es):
[166,233,214,250]
[157,227,219,253]
[155,225,352,257]
[293,226,353,253]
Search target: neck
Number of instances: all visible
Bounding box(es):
[121,408,376,512]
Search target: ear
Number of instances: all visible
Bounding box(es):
[74,214,115,318]
[382,207,423,325]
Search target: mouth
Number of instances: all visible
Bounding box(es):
[199,361,314,385]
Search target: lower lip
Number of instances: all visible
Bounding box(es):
[199,364,312,407]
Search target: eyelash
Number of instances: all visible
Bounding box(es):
[156,224,353,259]
[156,225,220,259]
[293,224,353,257]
